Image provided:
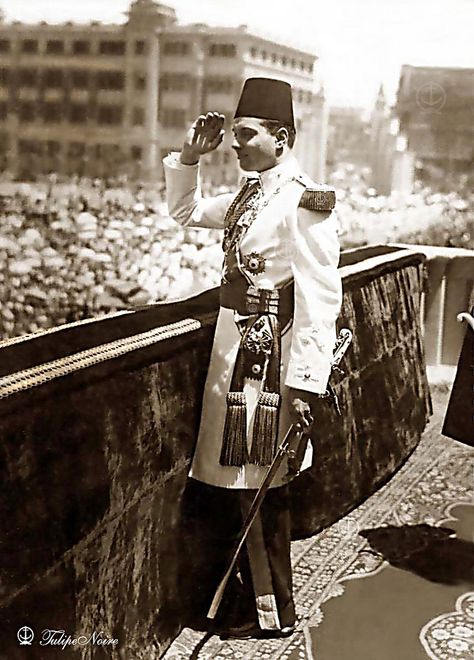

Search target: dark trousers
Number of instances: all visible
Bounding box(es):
[442,313,474,446]
[183,479,295,629]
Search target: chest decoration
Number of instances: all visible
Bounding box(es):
[222,175,295,256]
[242,251,266,276]
[244,316,273,357]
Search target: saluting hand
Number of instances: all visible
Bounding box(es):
[180,112,225,165]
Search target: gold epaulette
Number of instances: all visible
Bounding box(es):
[298,187,336,212]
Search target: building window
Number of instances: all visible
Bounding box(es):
[205,77,233,93]
[46,40,65,55]
[73,40,90,55]
[162,41,190,55]
[261,50,267,60]
[71,70,90,89]
[42,102,62,123]
[0,68,10,86]
[21,39,38,54]
[134,73,146,90]
[160,73,188,91]
[97,71,125,90]
[132,107,145,126]
[70,104,88,123]
[43,69,64,88]
[97,105,123,125]
[160,108,186,127]
[68,142,85,157]
[0,102,7,120]
[18,101,36,122]
[99,40,126,56]
[46,140,60,156]
[135,40,147,55]
[0,40,10,54]
[209,43,236,57]
[18,139,41,155]
[271,53,277,63]
[250,47,257,58]
[281,55,287,66]
[131,145,142,160]
[18,68,38,87]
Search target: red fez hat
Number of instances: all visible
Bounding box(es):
[234,77,295,130]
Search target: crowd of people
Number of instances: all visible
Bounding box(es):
[0,180,223,339]
[0,177,472,340]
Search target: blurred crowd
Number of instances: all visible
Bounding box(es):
[0,180,223,338]
[335,185,474,249]
[0,177,472,340]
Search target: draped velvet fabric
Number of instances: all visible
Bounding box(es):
[0,246,431,657]
[290,249,432,537]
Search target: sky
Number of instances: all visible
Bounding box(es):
[1,0,473,108]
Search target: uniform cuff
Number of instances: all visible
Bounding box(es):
[162,152,199,171]
[285,361,330,395]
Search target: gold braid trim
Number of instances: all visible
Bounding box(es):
[299,188,336,212]
[0,317,204,399]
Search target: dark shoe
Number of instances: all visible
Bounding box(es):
[261,624,296,639]
[219,621,261,640]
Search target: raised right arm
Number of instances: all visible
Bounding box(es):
[163,153,235,230]
[162,111,235,230]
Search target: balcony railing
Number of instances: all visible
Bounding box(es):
[392,243,474,375]
[0,244,437,657]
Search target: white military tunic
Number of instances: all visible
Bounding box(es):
[163,153,342,489]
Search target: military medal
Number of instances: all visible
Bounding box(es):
[242,251,266,276]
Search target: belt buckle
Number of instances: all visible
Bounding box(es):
[260,289,279,315]
[246,285,260,314]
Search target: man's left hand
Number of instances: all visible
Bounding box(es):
[286,387,314,432]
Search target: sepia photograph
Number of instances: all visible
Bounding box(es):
[0,0,473,658]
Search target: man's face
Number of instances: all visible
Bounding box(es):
[231,117,279,172]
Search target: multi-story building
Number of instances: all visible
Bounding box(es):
[396,64,474,187]
[0,0,327,184]
[368,65,474,194]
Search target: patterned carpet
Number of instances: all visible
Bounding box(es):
[163,389,474,660]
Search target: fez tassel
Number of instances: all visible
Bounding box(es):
[220,392,249,466]
[250,392,281,465]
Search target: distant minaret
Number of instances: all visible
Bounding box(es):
[370,84,387,172]
[369,84,392,193]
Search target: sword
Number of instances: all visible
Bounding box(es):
[207,327,353,621]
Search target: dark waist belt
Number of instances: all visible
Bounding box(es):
[220,279,294,327]
[219,278,295,468]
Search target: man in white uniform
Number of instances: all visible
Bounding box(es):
[163,78,342,638]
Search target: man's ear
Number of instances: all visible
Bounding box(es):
[275,127,289,148]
